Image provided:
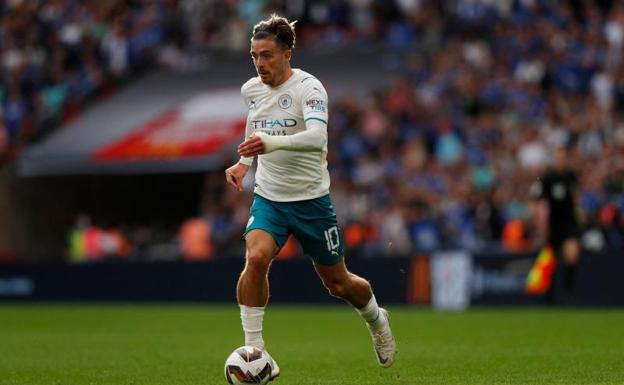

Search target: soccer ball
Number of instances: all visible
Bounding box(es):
[224,346,274,384]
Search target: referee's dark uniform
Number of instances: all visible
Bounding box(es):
[531,168,581,303]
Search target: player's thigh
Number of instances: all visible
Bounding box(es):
[245,229,280,261]
[289,195,344,265]
[244,194,290,255]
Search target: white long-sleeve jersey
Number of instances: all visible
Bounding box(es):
[239,69,330,202]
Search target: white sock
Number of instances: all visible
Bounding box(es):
[355,294,387,332]
[240,305,265,348]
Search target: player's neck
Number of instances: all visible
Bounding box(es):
[271,67,294,88]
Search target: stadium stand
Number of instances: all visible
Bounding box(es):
[0,0,180,160]
[3,0,624,261]
[199,0,624,259]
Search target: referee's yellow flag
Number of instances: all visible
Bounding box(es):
[526,245,556,295]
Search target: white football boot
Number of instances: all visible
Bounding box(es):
[367,308,396,368]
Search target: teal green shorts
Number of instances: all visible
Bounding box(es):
[244,194,344,265]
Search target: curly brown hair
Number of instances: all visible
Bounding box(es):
[251,13,297,50]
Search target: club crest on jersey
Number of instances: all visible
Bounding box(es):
[278,94,292,109]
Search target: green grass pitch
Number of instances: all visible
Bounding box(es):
[0,304,623,385]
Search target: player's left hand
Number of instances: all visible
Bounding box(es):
[238,133,266,157]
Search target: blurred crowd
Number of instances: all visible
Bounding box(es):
[0,0,182,161]
[0,0,432,161]
[201,0,624,260]
[5,0,624,260]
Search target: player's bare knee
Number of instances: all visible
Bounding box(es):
[245,252,272,274]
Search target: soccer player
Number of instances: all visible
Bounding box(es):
[224,14,396,379]
[530,146,582,303]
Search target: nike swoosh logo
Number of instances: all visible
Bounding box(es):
[376,350,388,364]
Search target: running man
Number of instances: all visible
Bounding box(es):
[531,146,582,304]
[224,14,396,379]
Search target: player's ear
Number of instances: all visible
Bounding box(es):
[284,48,292,61]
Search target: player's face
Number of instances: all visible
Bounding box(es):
[250,38,291,87]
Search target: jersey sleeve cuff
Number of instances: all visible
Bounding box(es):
[239,156,253,166]
[257,132,293,153]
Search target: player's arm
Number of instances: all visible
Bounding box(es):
[226,101,254,192]
[240,120,327,154]
[571,172,584,225]
[529,178,549,244]
[238,113,255,165]
[239,80,328,156]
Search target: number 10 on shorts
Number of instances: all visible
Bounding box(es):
[324,226,340,252]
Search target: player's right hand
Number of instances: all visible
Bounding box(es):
[238,133,266,157]
[225,162,249,192]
